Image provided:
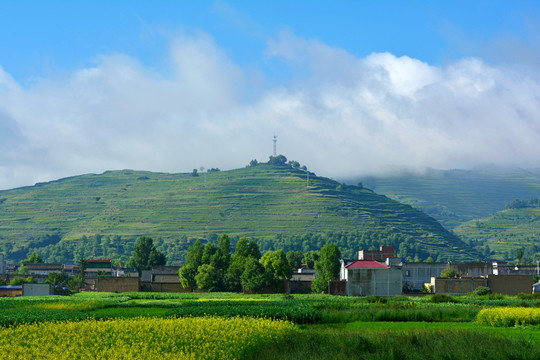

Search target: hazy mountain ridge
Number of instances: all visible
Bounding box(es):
[355,167,540,230]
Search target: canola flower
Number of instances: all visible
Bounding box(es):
[477,307,540,327]
[0,316,297,360]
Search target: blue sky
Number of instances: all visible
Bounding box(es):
[3,1,539,83]
[1,1,540,189]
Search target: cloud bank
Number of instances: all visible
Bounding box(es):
[1,31,540,190]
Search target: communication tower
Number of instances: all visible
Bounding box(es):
[273,135,277,156]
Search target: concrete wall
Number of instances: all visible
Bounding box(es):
[346,267,402,296]
[96,277,140,293]
[488,275,533,295]
[288,280,312,294]
[402,263,447,290]
[140,282,188,293]
[402,262,492,290]
[0,253,5,274]
[431,277,488,295]
[23,283,52,296]
[329,280,347,296]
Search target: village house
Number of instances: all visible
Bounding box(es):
[25,263,64,276]
[288,265,316,293]
[340,260,402,296]
[358,246,396,261]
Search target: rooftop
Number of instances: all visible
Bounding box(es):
[345,260,389,269]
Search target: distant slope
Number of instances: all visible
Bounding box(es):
[356,167,540,229]
[0,164,478,263]
[454,203,540,262]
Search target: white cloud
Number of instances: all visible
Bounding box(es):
[1,31,540,190]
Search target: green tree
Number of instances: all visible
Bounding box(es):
[516,247,524,265]
[201,243,217,265]
[286,250,303,270]
[195,264,218,291]
[22,252,43,265]
[267,154,287,166]
[440,267,459,278]
[10,276,34,285]
[178,265,198,291]
[303,251,319,269]
[186,240,204,269]
[224,257,245,292]
[45,272,68,286]
[18,265,29,276]
[260,250,292,291]
[247,240,261,259]
[217,234,231,269]
[241,257,267,293]
[312,243,341,293]
[128,236,166,273]
[67,275,84,292]
[78,258,87,279]
[234,237,250,258]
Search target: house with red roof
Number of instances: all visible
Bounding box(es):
[340,260,402,296]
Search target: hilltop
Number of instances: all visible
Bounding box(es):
[0,163,479,263]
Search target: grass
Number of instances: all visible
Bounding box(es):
[454,206,540,260]
[0,164,475,263]
[1,292,540,359]
[255,325,540,360]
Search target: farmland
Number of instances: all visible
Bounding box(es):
[1,292,539,359]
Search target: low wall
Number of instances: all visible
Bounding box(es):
[23,283,52,296]
[431,277,488,295]
[96,277,140,293]
[140,282,188,293]
[329,280,347,296]
[488,275,533,295]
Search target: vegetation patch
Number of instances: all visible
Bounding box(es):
[477,307,540,327]
[0,316,297,360]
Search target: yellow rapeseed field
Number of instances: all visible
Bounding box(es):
[477,307,540,327]
[0,316,297,360]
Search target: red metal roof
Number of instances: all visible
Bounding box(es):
[345,260,389,269]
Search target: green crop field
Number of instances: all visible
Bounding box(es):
[0,292,539,359]
[0,163,478,263]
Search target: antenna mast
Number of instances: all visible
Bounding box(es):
[273,135,277,156]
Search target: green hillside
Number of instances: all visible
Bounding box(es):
[0,164,478,263]
[357,167,540,229]
[454,200,540,263]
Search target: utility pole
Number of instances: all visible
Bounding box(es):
[200,167,206,188]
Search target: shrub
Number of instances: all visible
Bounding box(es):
[471,287,491,296]
[440,268,459,278]
[430,294,459,303]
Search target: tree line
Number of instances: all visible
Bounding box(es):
[178,234,341,293]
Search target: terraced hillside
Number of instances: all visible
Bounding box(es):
[0,164,478,263]
[454,204,540,263]
[357,167,540,229]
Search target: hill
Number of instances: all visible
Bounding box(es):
[356,167,540,229]
[454,199,540,263]
[0,163,479,264]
